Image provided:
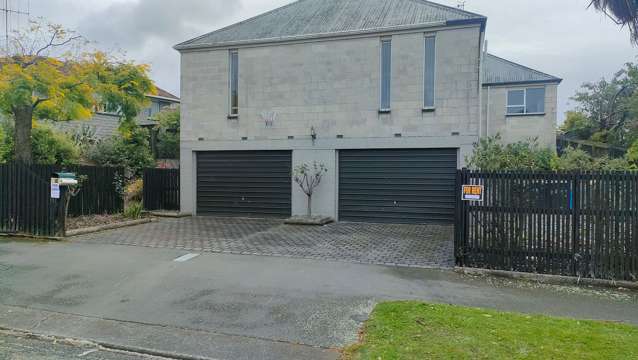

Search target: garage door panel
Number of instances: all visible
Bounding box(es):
[197,151,292,218]
[339,149,457,224]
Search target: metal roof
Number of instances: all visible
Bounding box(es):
[175,0,486,50]
[483,53,562,86]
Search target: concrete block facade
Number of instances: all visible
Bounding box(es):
[180,25,484,218]
[481,84,558,148]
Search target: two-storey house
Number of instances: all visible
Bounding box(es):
[175,0,561,224]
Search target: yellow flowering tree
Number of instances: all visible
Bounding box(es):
[0,19,155,163]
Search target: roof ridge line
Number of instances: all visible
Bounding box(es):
[409,0,486,19]
[486,53,561,80]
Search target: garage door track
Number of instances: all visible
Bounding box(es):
[74,217,454,268]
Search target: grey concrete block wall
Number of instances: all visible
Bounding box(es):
[179,24,483,216]
[481,84,558,148]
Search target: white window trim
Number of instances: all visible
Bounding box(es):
[423,34,436,111]
[229,49,239,117]
[506,88,545,115]
[379,37,392,112]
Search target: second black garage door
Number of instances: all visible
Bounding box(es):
[339,149,457,224]
[197,151,292,218]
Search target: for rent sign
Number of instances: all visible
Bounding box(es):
[462,185,484,202]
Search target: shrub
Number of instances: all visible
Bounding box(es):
[126,178,144,204]
[469,135,634,172]
[154,108,180,159]
[0,120,80,165]
[466,135,554,171]
[86,126,154,177]
[123,201,143,219]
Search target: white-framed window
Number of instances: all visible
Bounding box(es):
[229,49,239,116]
[423,35,436,109]
[380,38,392,111]
[507,88,545,115]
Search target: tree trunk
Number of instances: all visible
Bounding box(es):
[14,106,33,164]
[307,194,312,217]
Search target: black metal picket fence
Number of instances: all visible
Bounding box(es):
[455,170,638,281]
[0,162,124,237]
[143,168,180,211]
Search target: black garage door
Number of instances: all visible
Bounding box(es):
[197,151,292,218]
[339,149,457,224]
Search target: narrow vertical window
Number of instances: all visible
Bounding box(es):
[424,36,436,109]
[380,39,392,111]
[229,50,239,116]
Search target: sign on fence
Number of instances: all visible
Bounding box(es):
[50,181,60,199]
[461,185,484,201]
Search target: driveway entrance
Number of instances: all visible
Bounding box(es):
[74,217,454,268]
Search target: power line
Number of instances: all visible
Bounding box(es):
[1,0,29,53]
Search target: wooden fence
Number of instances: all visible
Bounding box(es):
[143,168,180,211]
[456,170,638,281]
[0,163,124,237]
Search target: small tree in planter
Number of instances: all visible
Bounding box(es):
[293,162,328,217]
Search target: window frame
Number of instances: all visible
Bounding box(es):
[379,38,392,113]
[506,87,546,116]
[423,34,436,110]
[229,49,239,117]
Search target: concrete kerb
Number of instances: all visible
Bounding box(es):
[456,267,638,291]
[64,218,154,237]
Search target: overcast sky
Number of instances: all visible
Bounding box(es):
[18,0,637,121]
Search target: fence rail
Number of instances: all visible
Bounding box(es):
[0,163,124,237]
[456,170,638,282]
[143,168,180,211]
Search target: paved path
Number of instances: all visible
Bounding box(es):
[73,217,455,268]
[0,239,636,359]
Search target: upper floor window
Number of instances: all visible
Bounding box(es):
[380,39,392,112]
[229,50,239,116]
[423,36,436,109]
[507,88,545,115]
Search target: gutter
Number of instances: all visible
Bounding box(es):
[483,79,563,87]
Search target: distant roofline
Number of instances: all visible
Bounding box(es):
[147,94,181,103]
[174,18,485,51]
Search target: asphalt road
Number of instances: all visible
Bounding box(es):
[0,237,636,359]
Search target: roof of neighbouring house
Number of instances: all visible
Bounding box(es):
[483,53,562,86]
[151,87,180,102]
[175,0,486,50]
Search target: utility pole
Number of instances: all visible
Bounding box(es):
[0,0,30,54]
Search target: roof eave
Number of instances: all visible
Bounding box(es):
[174,19,484,51]
[482,78,563,87]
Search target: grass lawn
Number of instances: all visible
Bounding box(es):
[342,301,638,360]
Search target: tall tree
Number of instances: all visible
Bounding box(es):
[589,0,638,45]
[0,19,155,163]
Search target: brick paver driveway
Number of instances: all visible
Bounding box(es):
[74,217,454,268]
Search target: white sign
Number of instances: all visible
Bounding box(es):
[51,181,60,199]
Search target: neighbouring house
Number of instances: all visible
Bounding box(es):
[175,0,561,223]
[49,87,180,140]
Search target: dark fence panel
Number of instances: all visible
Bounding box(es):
[0,163,124,237]
[143,168,180,211]
[66,165,124,216]
[456,170,638,282]
[0,163,59,237]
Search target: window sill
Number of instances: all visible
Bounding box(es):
[379,109,391,114]
[506,113,545,117]
[227,114,239,120]
[422,107,436,113]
